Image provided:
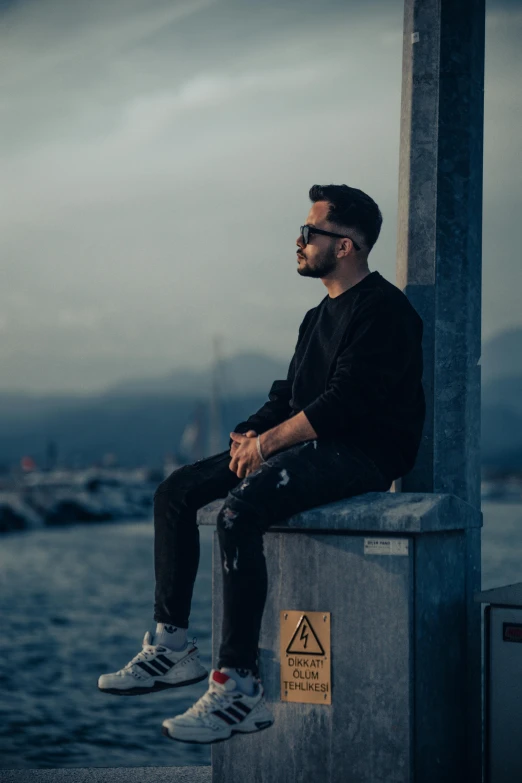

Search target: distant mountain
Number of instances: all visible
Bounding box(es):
[0,392,269,470]
[1,333,522,470]
[105,352,290,397]
[482,375,522,416]
[482,327,522,382]
[481,376,522,467]
[482,405,522,465]
[0,392,92,419]
[0,352,291,469]
[480,328,522,464]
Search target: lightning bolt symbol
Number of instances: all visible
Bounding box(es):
[300,624,309,649]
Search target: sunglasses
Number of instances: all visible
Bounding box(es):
[299,224,361,252]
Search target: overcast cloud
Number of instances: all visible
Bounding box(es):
[1,0,521,392]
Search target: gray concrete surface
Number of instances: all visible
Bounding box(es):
[197,492,482,533]
[0,767,210,783]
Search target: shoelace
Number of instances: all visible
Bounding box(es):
[121,636,197,673]
[186,685,231,718]
[122,644,160,671]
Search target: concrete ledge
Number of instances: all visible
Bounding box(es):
[197,491,482,533]
[0,766,211,783]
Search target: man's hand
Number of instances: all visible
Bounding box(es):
[229,430,262,479]
[230,429,256,467]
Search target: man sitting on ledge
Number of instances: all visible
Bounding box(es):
[98,183,426,744]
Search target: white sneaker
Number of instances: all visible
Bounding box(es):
[161,669,274,744]
[97,631,208,695]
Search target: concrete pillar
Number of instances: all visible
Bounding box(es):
[395,2,485,778]
[396,0,485,508]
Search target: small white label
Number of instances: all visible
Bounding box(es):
[412,32,419,43]
[364,538,409,556]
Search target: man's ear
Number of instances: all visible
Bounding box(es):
[337,238,350,257]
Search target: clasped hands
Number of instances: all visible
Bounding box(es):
[229,429,263,479]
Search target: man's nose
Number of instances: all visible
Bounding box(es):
[296,235,304,249]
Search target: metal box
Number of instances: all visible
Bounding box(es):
[200,491,482,783]
[475,583,522,783]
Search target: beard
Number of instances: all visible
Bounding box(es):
[296,243,338,279]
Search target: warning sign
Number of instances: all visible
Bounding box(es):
[280,611,331,704]
[286,614,325,655]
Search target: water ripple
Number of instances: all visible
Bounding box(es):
[0,520,214,769]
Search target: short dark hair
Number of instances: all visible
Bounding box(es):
[308,184,383,252]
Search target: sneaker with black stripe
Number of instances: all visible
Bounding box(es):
[97,631,208,695]
[161,669,274,743]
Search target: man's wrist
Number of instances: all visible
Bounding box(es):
[258,431,273,459]
[259,411,317,459]
[259,426,285,458]
[256,435,269,463]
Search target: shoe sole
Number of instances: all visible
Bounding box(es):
[98,671,208,696]
[161,719,274,744]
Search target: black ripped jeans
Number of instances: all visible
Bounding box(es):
[153,438,391,676]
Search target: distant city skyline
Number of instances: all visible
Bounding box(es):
[1,0,521,393]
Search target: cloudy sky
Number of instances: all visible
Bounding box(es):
[1,0,521,393]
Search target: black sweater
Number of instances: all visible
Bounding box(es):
[231,271,426,483]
